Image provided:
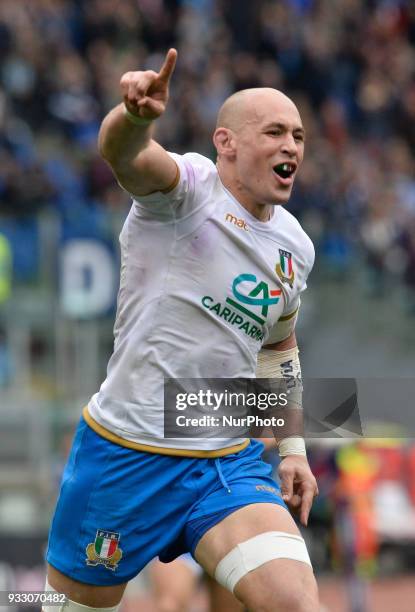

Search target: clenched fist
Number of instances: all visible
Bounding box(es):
[120,48,177,122]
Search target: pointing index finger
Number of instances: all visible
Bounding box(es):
[157,48,178,84]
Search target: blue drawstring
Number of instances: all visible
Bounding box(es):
[214,458,231,493]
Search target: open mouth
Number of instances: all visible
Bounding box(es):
[273,162,297,179]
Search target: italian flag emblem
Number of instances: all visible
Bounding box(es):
[275,249,295,288]
[95,531,119,558]
[86,530,123,571]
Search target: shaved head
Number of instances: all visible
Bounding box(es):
[216,88,299,132]
[212,86,305,217]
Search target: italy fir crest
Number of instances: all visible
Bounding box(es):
[275,249,295,288]
[86,530,123,571]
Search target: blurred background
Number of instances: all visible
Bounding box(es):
[0,0,414,610]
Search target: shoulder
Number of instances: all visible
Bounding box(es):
[173,152,217,180]
[167,152,218,199]
[276,207,315,272]
[181,152,217,169]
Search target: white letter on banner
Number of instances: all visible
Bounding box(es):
[60,239,116,318]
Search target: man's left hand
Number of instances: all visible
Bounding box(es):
[278,455,319,526]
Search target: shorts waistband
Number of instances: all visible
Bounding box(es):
[83,407,250,458]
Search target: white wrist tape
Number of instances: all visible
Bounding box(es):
[123,105,153,126]
[214,531,312,593]
[256,347,306,456]
[278,436,307,457]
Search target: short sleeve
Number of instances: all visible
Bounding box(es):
[130,152,217,222]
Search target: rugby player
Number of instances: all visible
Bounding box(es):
[44,49,319,612]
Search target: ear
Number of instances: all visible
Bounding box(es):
[213,127,236,159]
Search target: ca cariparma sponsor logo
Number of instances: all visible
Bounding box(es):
[201,273,281,342]
[86,530,123,571]
[276,249,294,288]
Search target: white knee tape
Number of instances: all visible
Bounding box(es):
[214,531,312,593]
[43,579,119,612]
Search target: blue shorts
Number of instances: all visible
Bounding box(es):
[46,417,286,585]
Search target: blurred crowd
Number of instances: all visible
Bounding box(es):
[0,0,415,305]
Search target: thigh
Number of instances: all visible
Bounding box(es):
[194,503,318,611]
[46,564,127,608]
[46,418,196,587]
[194,502,299,575]
[205,575,245,612]
[234,556,318,612]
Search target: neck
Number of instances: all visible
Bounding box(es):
[217,166,272,222]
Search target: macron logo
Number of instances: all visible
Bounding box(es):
[225,213,249,231]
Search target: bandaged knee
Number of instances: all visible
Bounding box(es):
[42,579,119,612]
[214,531,312,593]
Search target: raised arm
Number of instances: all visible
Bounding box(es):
[98,49,179,196]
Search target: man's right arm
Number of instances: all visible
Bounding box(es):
[98,49,178,197]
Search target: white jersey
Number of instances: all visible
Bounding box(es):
[87,152,314,453]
